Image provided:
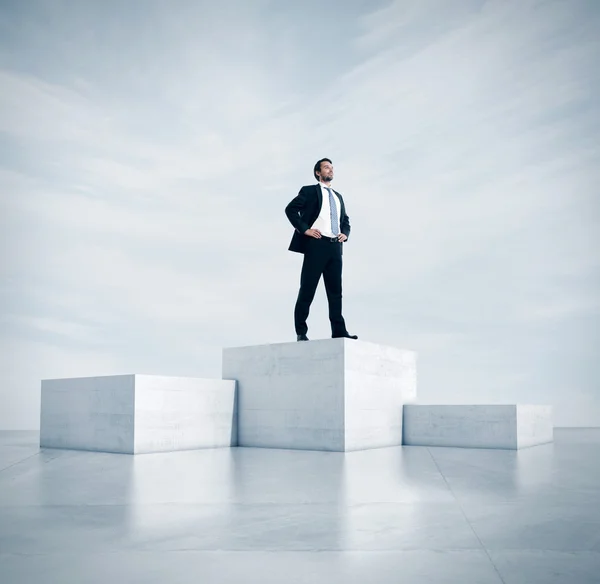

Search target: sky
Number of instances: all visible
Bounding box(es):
[0,0,599,429]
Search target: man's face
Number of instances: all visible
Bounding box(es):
[318,161,334,182]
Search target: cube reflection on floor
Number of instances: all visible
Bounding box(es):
[1,429,599,584]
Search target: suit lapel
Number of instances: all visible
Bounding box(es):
[335,189,345,217]
[315,183,322,211]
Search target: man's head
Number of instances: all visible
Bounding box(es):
[314,158,333,183]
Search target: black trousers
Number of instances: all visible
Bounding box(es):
[294,237,347,336]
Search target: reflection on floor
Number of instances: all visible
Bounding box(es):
[1,429,599,583]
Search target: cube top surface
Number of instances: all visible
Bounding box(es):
[404,404,551,409]
[223,337,416,354]
[41,374,232,383]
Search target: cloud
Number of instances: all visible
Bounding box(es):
[0,0,599,428]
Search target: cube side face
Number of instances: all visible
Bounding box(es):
[516,405,553,449]
[222,340,345,451]
[344,341,417,451]
[133,376,237,454]
[40,375,135,453]
[403,405,518,449]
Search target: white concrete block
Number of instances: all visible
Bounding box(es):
[133,375,237,454]
[516,404,554,448]
[40,374,237,454]
[402,405,553,449]
[222,338,417,452]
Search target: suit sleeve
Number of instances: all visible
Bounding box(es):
[285,187,310,234]
[341,203,351,240]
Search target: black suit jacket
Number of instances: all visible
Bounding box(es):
[285,184,351,254]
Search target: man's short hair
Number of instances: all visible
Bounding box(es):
[313,158,332,181]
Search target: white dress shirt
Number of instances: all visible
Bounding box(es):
[311,182,341,238]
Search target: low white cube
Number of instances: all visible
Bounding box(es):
[402,404,553,449]
[40,374,237,454]
[222,338,417,452]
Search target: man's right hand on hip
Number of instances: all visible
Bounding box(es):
[304,229,322,238]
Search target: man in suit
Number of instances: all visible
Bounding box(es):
[285,158,358,342]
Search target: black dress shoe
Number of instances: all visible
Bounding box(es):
[332,332,358,339]
[297,334,309,341]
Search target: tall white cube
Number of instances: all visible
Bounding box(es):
[402,404,553,449]
[40,374,237,454]
[222,338,417,452]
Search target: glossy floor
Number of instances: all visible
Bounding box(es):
[1,429,599,583]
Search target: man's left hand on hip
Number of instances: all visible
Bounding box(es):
[337,234,348,242]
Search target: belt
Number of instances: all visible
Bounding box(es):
[311,236,340,242]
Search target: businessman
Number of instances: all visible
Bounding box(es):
[285,158,358,342]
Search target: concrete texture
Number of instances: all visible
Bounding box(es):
[222,338,417,451]
[40,374,237,454]
[1,429,599,583]
[403,404,553,449]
